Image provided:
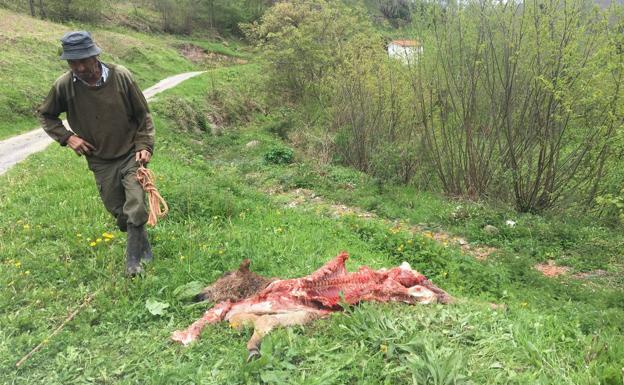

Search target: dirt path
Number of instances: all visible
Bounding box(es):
[0,71,205,176]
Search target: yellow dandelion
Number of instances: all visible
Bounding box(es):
[218,250,224,255]
[180,255,186,260]
[380,344,388,353]
[90,242,97,247]
[76,233,82,238]
[104,238,110,242]
[521,302,528,307]
[23,224,30,230]
[102,232,114,239]
[96,238,102,243]
[14,261,21,268]
[25,270,30,275]
[443,271,448,277]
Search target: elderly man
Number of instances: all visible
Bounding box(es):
[38,31,154,276]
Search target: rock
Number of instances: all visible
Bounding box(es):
[483,225,499,235]
[245,140,260,148]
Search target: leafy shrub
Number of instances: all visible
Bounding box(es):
[264,146,294,165]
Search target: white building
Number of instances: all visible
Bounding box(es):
[387,40,422,64]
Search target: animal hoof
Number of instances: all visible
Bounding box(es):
[247,349,261,362]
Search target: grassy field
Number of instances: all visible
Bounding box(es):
[0,9,248,140]
[1,59,623,384]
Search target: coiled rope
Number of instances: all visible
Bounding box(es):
[136,165,169,226]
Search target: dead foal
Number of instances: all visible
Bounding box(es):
[172,252,452,360]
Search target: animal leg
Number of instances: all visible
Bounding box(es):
[246,311,321,361]
[171,301,232,345]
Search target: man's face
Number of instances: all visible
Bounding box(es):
[67,56,99,81]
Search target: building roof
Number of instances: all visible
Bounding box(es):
[389,39,420,47]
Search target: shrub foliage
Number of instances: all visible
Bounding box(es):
[251,0,624,214]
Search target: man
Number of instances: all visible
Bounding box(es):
[38,31,154,276]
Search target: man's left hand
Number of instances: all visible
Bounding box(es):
[135,150,152,165]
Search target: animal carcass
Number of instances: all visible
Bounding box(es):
[171,252,451,360]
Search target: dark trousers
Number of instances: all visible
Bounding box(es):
[87,152,148,231]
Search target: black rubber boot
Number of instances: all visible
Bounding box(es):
[125,225,144,276]
[140,225,153,263]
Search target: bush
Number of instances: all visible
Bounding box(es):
[264,146,294,165]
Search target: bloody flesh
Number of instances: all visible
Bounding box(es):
[172,252,451,356]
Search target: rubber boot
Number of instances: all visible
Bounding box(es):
[140,225,153,263]
[125,225,144,276]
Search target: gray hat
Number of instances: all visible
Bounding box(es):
[59,31,102,60]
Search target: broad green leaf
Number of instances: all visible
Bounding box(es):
[145,299,170,316]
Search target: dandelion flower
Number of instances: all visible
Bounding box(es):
[96,238,102,243]
[14,261,21,268]
[380,344,388,353]
[102,232,114,239]
[23,224,30,230]
[90,242,97,247]
[76,233,82,238]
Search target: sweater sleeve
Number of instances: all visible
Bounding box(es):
[126,75,155,154]
[37,83,73,146]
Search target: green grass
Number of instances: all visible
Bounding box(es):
[1,63,623,384]
[0,9,250,140]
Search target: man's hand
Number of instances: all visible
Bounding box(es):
[135,150,152,165]
[67,135,96,156]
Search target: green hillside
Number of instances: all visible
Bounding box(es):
[0,8,246,140]
[1,1,623,384]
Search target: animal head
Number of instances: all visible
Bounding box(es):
[195,259,276,303]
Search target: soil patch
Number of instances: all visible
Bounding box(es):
[179,43,247,66]
[534,260,572,277]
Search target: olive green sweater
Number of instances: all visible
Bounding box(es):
[38,64,154,160]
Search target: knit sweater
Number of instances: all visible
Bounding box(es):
[38,64,154,160]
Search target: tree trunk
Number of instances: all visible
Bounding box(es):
[38,0,47,19]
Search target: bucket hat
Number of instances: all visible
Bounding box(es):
[59,31,102,60]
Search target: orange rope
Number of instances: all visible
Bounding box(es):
[136,165,169,226]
